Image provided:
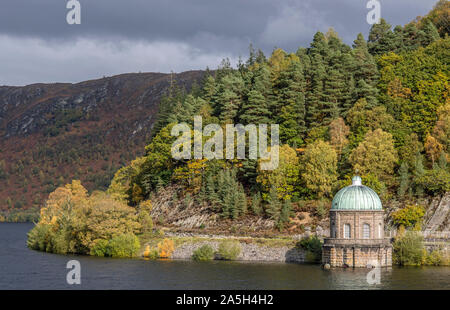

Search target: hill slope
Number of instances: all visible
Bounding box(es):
[0,71,205,219]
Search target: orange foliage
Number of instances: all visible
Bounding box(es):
[157,239,175,258]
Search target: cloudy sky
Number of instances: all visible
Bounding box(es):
[0,0,438,86]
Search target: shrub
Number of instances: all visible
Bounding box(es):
[157,239,175,258]
[138,210,153,233]
[143,245,159,259]
[217,240,241,260]
[392,205,425,229]
[425,250,444,266]
[393,230,425,266]
[298,235,323,263]
[27,224,53,252]
[90,239,111,257]
[108,233,141,258]
[192,245,215,261]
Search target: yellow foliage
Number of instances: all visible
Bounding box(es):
[138,200,153,213]
[349,129,398,182]
[107,156,146,202]
[268,48,299,81]
[425,134,444,165]
[143,245,151,257]
[257,145,299,200]
[157,238,175,258]
[40,180,88,225]
[172,159,207,193]
[302,140,338,198]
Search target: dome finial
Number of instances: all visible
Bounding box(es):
[352,175,362,186]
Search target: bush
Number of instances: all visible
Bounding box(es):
[392,205,425,229]
[425,250,444,266]
[157,239,175,258]
[108,233,141,258]
[298,235,323,263]
[217,240,241,260]
[143,245,159,259]
[393,231,425,266]
[192,245,215,261]
[27,224,53,252]
[90,239,111,257]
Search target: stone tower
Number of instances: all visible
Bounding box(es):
[322,176,392,267]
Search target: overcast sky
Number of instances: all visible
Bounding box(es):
[0,0,438,86]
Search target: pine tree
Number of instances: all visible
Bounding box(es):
[398,162,410,198]
[251,192,263,216]
[352,33,379,106]
[277,60,306,145]
[278,200,293,230]
[216,74,245,123]
[420,21,440,46]
[265,185,282,222]
[438,151,448,170]
[239,89,270,124]
[413,154,425,197]
[368,19,398,56]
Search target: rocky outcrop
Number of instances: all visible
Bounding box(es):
[424,192,450,233]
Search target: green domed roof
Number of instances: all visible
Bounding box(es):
[331,176,382,211]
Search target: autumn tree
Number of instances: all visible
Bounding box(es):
[424,134,443,165]
[432,102,450,156]
[349,129,398,183]
[329,117,350,156]
[301,140,338,198]
[257,145,300,201]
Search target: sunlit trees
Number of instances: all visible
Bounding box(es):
[301,140,338,198]
[257,145,300,201]
[329,117,350,157]
[28,181,142,256]
[349,129,398,183]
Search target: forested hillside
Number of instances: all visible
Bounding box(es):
[106,0,449,232]
[0,71,205,221]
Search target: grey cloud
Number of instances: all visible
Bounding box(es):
[0,0,439,85]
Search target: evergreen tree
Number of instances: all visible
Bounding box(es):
[265,185,282,222]
[278,200,293,230]
[398,162,410,198]
[276,60,306,145]
[239,89,270,124]
[216,74,245,123]
[413,154,425,197]
[420,21,441,46]
[352,33,379,106]
[251,192,263,216]
[368,19,398,56]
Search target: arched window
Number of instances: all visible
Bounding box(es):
[344,224,351,239]
[378,223,382,238]
[363,223,370,239]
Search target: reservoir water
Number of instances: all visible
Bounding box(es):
[0,223,449,290]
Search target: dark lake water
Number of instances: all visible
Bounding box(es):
[0,223,449,290]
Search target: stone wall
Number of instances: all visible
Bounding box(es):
[322,244,392,267]
[330,210,384,239]
[171,240,307,263]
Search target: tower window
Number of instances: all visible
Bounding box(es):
[378,223,382,238]
[344,224,351,239]
[363,223,370,239]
